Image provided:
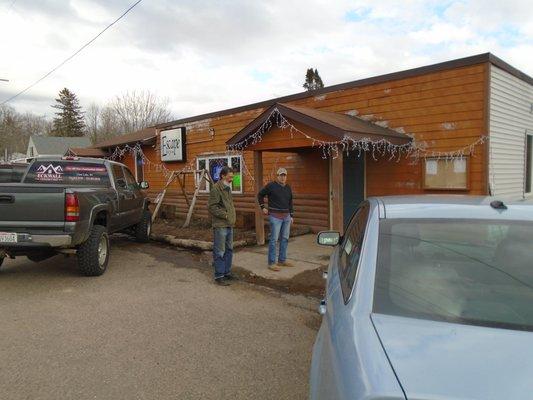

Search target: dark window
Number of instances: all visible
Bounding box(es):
[135,150,144,182]
[24,161,110,186]
[374,219,533,332]
[123,167,139,190]
[111,164,126,189]
[339,203,370,303]
[526,135,532,193]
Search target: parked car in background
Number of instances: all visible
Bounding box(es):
[311,196,533,400]
[0,157,151,276]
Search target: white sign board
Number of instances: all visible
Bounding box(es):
[160,128,186,162]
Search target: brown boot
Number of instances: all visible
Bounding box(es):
[277,261,295,268]
[268,264,281,271]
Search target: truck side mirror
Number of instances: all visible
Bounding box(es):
[139,181,149,190]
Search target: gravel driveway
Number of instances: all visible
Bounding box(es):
[0,237,320,400]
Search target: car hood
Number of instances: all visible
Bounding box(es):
[372,313,533,400]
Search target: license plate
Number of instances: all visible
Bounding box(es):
[0,232,17,243]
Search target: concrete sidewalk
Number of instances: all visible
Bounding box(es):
[233,234,333,280]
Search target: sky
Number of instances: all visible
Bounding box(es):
[0,0,532,120]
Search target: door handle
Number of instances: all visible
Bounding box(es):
[0,195,14,203]
[318,299,327,315]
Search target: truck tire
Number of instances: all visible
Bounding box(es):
[134,210,152,243]
[77,225,110,276]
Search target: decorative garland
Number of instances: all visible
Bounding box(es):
[228,107,489,162]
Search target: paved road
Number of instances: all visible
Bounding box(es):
[0,237,320,400]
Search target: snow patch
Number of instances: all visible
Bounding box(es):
[375,120,389,128]
[384,88,392,94]
[314,95,326,101]
[360,114,374,121]
[394,127,406,134]
[345,109,359,116]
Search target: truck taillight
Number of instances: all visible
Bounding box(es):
[65,193,80,222]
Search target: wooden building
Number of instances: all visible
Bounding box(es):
[92,53,533,241]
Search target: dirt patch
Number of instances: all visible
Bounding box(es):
[152,217,312,243]
[152,217,256,242]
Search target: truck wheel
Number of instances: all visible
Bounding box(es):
[77,225,110,276]
[134,210,152,243]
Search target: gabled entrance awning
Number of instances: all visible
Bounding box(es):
[226,103,411,149]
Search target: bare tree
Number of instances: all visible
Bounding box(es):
[110,90,172,133]
[0,105,51,159]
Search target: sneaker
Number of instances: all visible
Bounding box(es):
[224,274,237,281]
[277,261,295,268]
[215,277,231,286]
[268,264,281,272]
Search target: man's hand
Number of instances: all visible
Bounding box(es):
[291,217,294,224]
[262,208,268,216]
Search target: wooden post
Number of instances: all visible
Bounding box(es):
[152,171,176,223]
[254,151,265,245]
[330,155,344,234]
[183,170,205,228]
[177,172,190,206]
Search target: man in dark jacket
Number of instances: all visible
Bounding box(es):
[208,166,236,286]
[257,167,294,271]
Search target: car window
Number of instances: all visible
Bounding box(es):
[23,161,110,186]
[123,167,139,190]
[339,203,370,303]
[111,164,126,189]
[374,219,533,332]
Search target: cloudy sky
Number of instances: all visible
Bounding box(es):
[0,0,532,120]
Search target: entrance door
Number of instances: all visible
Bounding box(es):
[342,152,365,228]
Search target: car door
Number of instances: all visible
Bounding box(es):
[317,203,370,399]
[110,164,134,229]
[122,166,144,224]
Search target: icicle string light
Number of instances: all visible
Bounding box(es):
[228,107,488,162]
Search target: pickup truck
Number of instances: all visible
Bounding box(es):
[0,156,151,276]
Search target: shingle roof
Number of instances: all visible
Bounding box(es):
[227,103,411,147]
[31,136,92,155]
[93,127,157,149]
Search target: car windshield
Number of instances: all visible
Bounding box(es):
[374,219,533,332]
[24,161,110,186]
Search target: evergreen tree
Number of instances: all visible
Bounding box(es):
[303,68,325,91]
[51,88,85,137]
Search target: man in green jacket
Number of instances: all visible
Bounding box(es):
[208,166,236,286]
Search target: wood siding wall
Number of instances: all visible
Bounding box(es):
[489,65,533,199]
[121,63,489,230]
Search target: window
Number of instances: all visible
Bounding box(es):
[24,161,110,186]
[123,167,139,191]
[525,133,533,194]
[111,164,126,189]
[196,154,243,194]
[374,219,533,332]
[135,149,144,183]
[423,157,468,190]
[338,203,370,303]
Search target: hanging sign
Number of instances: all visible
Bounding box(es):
[161,127,186,162]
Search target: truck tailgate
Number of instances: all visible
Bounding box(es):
[0,184,65,224]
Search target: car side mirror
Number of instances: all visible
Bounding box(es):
[139,181,149,190]
[317,231,340,246]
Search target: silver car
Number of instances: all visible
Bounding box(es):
[310,196,533,400]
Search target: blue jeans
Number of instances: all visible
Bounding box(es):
[268,215,291,265]
[213,227,233,279]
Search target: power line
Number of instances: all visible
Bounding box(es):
[0,0,143,106]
